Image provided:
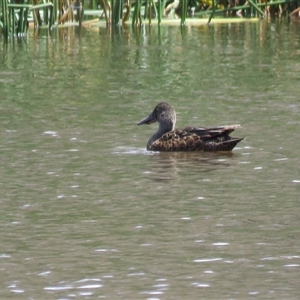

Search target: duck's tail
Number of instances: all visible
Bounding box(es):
[203,137,244,152]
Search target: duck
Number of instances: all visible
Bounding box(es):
[137,102,244,152]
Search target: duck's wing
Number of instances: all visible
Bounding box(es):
[186,124,241,140]
[149,125,243,152]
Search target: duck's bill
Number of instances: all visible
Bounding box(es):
[137,113,156,125]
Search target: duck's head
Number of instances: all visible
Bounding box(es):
[137,102,176,131]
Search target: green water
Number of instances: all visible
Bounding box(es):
[0,20,300,299]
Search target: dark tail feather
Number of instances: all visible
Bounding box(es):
[204,137,244,152]
[220,137,244,151]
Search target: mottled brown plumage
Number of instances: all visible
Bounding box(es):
[137,102,244,152]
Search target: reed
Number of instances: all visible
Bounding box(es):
[157,0,162,24]
[181,0,187,25]
[1,0,10,39]
[208,0,219,24]
[132,0,142,26]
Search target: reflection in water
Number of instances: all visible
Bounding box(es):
[113,146,235,182]
[146,151,234,182]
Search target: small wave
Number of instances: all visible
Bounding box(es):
[112,146,155,155]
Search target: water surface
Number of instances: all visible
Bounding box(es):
[0,20,300,299]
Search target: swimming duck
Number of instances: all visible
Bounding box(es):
[137,102,244,152]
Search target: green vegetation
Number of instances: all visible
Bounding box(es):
[1,0,300,39]
[0,0,54,38]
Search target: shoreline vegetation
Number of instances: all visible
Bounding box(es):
[1,0,300,38]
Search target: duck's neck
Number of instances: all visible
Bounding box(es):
[147,121,174,150]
